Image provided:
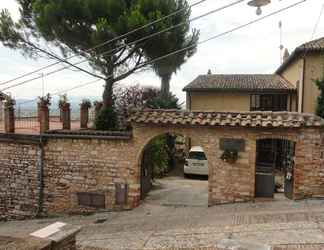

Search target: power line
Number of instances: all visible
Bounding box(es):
[20,0,307,100]
[0,0,209,86]
[1,0,246,92]
[311,2,324,39]
[25,42,106,80]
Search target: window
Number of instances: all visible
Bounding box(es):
[188,151,207,160]
[250,94,288,111]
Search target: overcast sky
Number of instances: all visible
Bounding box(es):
[0,0,324,104]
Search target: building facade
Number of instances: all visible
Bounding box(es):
[184,37,324,114]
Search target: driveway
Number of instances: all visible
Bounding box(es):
[145,176,208,207]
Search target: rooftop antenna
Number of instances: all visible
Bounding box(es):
[279,20,284,64]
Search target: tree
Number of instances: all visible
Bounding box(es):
[114,84,182,113]
[0,0,197,109]
[314,76,324,118]
[143,0,199,97]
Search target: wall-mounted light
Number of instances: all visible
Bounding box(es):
[248,0,271,15]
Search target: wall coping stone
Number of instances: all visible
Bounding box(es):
[0,133,41,145]
[0,130,132,144]
[44,130,132,140]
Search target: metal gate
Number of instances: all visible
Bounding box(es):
[283,140,295,199]
[140,145,153,200]
[255,139,276,198]
[255,139,295,199]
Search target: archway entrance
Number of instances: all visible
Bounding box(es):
[139,133,208,206]
[255,139,296,199]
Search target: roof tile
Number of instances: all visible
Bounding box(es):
[183,74,296,92]
[128,110,324,129]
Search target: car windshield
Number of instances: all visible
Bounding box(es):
[188,151,207,160]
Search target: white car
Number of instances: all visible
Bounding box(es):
[184,146,208,176]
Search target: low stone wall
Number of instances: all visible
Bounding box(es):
[293,128,324,199]
[1,125,324,220]
[43,136,138,215]
[0,135,41,220]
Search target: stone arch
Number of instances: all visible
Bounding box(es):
[133,125,213,205]
[133,125,209,171]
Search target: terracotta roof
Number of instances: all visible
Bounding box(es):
[129,110,324,128]
[296,37,324,51]
[183,74,296,93]
[276,37,324,74]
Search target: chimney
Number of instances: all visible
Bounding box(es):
[283,48,290,62]
[207,69,212,75]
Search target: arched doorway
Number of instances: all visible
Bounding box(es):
[255,138,296,199]
[139,132,208,206]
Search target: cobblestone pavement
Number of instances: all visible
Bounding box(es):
[1,177,324,249]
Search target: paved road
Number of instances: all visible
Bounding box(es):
[1,176,324,250]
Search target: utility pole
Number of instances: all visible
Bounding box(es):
[41,73,45,97]
[279,20,284,65]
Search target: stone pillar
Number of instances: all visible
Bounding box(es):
[0,101,3,122]
[37,102,41,122]
[61,103,71,130]
[80,104,90,129]
[38,101,49,133]
[4,99,15,133]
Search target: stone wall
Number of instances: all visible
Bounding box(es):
[43,137,139,215]
[293,128,324,199]
[0,139,40,220]
[1,125,324,219]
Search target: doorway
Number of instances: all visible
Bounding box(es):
[255,139,295,199]
[139,133,208,206]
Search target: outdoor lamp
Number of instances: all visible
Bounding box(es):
[248,0,271,15]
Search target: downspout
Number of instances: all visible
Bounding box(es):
[301,58,306,113]
[36,134,44,217]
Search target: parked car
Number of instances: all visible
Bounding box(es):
[184,146,208,176]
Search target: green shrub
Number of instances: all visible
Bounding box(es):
[94,107,118,131]
[146,136,169,178]
[314,76,324,118]
[146,92,182,109]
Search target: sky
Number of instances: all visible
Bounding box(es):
[0,0,324,105]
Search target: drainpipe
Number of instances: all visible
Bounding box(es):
[301,58,306,113]
[36,134,44,217]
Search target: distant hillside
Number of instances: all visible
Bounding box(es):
[16,96,100,110]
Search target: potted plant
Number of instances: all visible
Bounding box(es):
[80,99,92,129]
[4,95,16,108]
[80,99,92,109]
[221,149,239,164]
[58,94,69,109]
